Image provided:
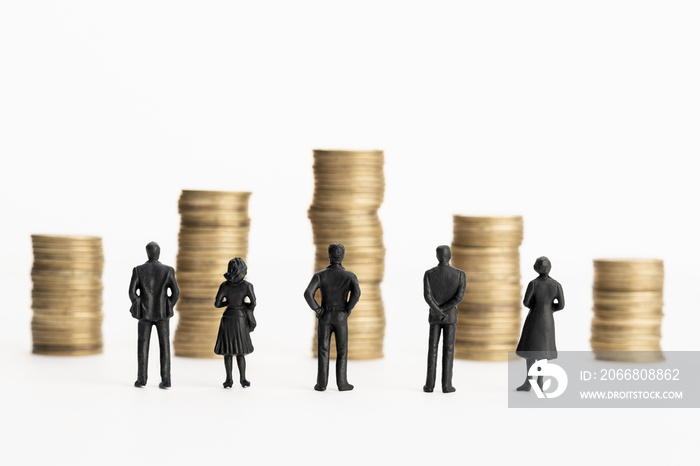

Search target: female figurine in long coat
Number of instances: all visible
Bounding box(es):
[214,257,256,388]
[515,256,565,391]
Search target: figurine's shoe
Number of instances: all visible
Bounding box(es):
[423,385,434,393]
[159,380,171,389]
[134,379,146,388]
[516,381,531,391]
[338,383,354,391]
[442,386,456,393]
[240,379,250,388]
[314,384,327,391]
[223,379,233,389]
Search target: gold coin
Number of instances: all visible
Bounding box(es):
[179,189,251,203]
[590,339,661,350]
[31,234,102,246]
[174,308,221,317]
[455,349,516,361]
[592,316,662,326]
[31,315,103,325]
[593,350,665,362]
[33,346,103,356]
[174,350,218,358]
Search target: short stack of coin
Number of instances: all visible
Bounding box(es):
[450,216,523,361]
[591,259,664,362]
[308,149,385,360]
[30,235,104,356]
[174,190,251,358]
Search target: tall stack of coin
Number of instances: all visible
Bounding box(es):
[450,216,523,361]
[308,149,385,360]
[174,190,251,358]
[30,235,104,356]
[591,259,664,362]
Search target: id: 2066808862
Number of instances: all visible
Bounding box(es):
[581,368,680,382]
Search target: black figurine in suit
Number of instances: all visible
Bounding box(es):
[129,242,180,389]
[423,245,466,393]
[304,243,361,392]
[515,256,565,391]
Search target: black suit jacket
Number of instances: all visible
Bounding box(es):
[423,263,466,325]
[304,263,361,313]
[129,260,180,321]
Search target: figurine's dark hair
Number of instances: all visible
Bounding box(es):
[328,243,345,263]
[436,245,451,262]
[534,256,551,275]
[146,242,160,260]
[224,257,247,283]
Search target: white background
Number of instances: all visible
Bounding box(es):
[1,1,699,465]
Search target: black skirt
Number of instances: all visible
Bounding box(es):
[214,311,254,356]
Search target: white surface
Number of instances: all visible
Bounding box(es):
[1,1,699,465]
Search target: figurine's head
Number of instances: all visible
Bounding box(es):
[436,245,451,264]
[534,256,551,275]
[328,243,345,264]
[146,242,160,261]
[224,257,247,284]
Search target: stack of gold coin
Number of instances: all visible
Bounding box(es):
[450,216,523,361]
[308,149,385,360]
[174,190,251,358]
[591,259,664,362]
[30,235,104,356]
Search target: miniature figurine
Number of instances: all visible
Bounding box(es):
[129,242,180,389]
[423,245,466,393]
[304,243,361,391]
[515,256,565,391]
[214,258,256,388]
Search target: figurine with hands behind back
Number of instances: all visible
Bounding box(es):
[423,245,466,393]
[214,257,256,389]
[515,256,565,391]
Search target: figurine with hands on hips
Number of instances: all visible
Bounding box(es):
[129,241,179,389]
[304,243,361,392]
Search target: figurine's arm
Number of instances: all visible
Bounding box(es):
[423,272,445,319]
[345,274,361,315]
[128,267,140,302]
[523,281,535,309]
[553,281,565,312]
[214,283,228,308]
[440,271,466,311]
[246,283,257,311]
[304,273,323,317]
[167,267,180,306]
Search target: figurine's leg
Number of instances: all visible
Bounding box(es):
[223,356,233,388]
[237,356,250,387]
[135,320,152,387]
[315,314,331,391]
[441,324,456,393]
[334,312,353,391]
[516,358,536,391]
[155,319,171,389]
[424,324,440,392]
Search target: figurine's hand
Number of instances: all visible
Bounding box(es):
[315,307,325,318]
